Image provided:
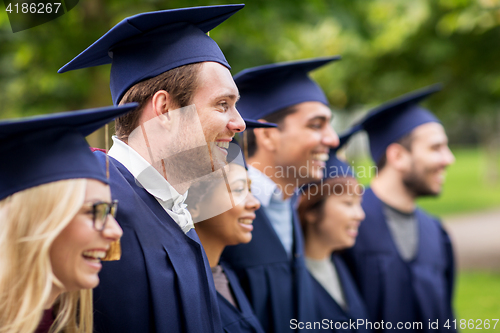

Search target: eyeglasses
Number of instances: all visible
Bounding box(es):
[90,200,118,231]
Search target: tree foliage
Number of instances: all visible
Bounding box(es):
[1,0,499,145]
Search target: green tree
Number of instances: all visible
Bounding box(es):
[1,0,499,159]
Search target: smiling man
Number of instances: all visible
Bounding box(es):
[221,57,340,332]
[58,5,246,332]
[342,85,457,333]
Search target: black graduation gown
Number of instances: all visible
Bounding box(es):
[92,152,222,333]
[311,254,371,333]
[221,203,317,333]
[342,188,456,333]
[218,262,266,333]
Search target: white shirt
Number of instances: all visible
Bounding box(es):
[248,165,293,258]
[108,136,194,233]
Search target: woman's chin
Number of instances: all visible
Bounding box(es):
[238,234,253,245]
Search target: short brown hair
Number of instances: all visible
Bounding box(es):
[376,132,414,170]
[116,62,203,142]
[244,105,299,157]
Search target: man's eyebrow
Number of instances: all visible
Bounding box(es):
[432,138,449,146]
[307,115,329,122]
[214,93,239,101]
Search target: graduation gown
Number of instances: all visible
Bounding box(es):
[92,152,222,333]
[218,262,266,333]
[311,254,371,333]
[342,188,456,333]
[221,204,317,333]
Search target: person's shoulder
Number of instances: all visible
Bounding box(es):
[416,206,441,223]
[360,187,382,215]
[415,206,453,239]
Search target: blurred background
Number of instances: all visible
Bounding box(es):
[1,0,499,329]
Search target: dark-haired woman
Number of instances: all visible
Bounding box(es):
[298,154,371,333]
[186,141,266,333]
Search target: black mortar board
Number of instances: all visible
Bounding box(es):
[355,84,442,163]
[0,103,138,200]
[58,5,244,105]
[234,56,341,120]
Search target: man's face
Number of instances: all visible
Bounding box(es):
[131,62,244,191]
[401,122,455,197]
[192,62,245,171]
[271,101,339,187]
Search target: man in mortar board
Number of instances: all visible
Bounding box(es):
[58,5,248,332]
[221,57,341,332]
[342,85,457,333]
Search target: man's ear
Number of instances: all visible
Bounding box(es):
[253,125,279,153]
[151,90,173,121]
[386,143,411,171]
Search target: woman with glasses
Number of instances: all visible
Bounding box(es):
[0,104,135,333]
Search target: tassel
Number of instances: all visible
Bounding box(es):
[102,239,121,261]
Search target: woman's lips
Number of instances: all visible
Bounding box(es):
[238,218,254,232]
[82,249,107,269]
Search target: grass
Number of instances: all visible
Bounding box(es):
[349,147,500,216]
[454,271,500,332]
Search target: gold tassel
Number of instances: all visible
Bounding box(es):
[243,130,249,162]
[102,238,121,261]
[105,124,110,179]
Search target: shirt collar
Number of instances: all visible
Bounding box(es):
[108,136,187,208]
[247,165,285,207]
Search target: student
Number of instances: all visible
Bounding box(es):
[59,5,247,332]
[186,136,272,333]
[222,58,340,332]
[0,105,135,333]
[342,85,457,332]
[297,132,371,333]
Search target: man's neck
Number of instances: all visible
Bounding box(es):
[125,137,190,195]
[371,171,416,213]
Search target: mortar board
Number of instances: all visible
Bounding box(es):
[58,5,244,105]
[0,103,138,200]
[356,84,442,163]
[234,56,341,120]
[244,118,277,129]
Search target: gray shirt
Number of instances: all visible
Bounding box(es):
[305,257,347,310]
[211,265,237,308]
[383,203,418,261]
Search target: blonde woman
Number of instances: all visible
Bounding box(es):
[0,104,136,333]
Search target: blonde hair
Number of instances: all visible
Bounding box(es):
[0,179,93,333]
